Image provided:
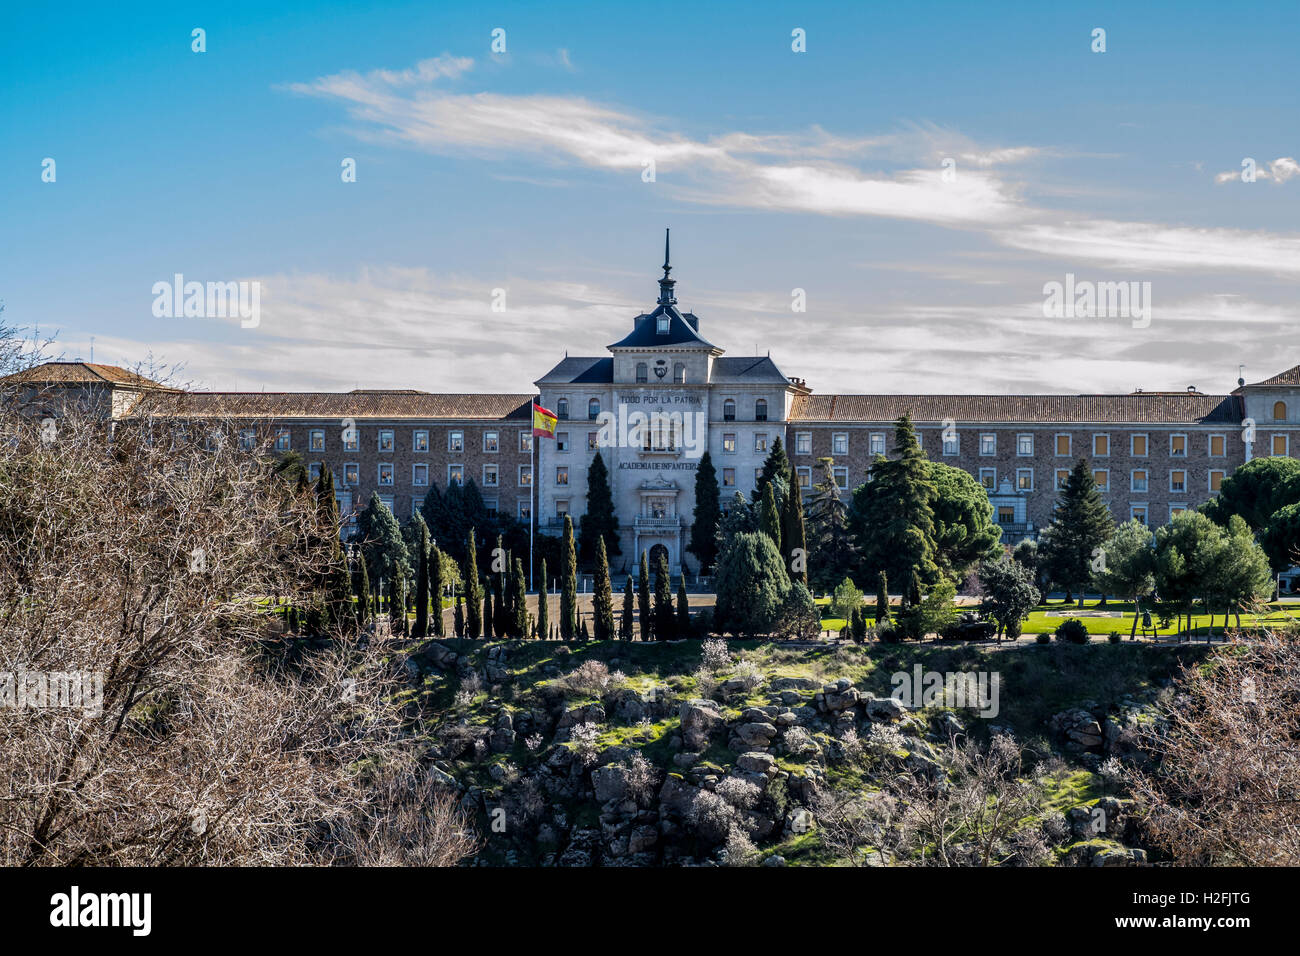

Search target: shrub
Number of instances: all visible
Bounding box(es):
[877,624,904,644]
[1035,633,1051,645]
[701,637,731,670]
[1055,618,1089,644]
[1107,630,1123,644]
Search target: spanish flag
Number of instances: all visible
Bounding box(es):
[531,402,557,438]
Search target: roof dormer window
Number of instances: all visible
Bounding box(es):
[656,314,670,334]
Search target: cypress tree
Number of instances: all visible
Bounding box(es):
[653,551,675,640]
[315,466,352,633]
[537,558,550,641]
[620,576,635,641]
[391,570,407,635]
[760,482,782,553]
[907,569,923,608]
[560,514,578,639]
[429,544,445,636]
[875,570,890,623]
[638,551,652,641]
[676,576,691,637]
[754,435,791,504]
[782,459,808,586]
[493,555,511,637]
[353,550,371,627]
[465,529,482,639]
[511,558,528,638]
[592,535,616,640]
[688,450,722,574]
[579,450,620,567]
[413,522,430,637]
[453,590,465,638]
[483,582,494,639]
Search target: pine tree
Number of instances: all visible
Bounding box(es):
[806,457,857,592]
[537,558,550,641]
[754,435,791,504]
[358,492,411,597]
[688,450,722,574]
[653,551,675,640]
[620,576,635,641]
[560,514,578,639]
[592,535,616,640]
[1040,458,1115,606]
[465,529,482,639]
[429,543,445,636]
[782,459,808,587]
[511,558,528,638]
[579,451,620,567]
[638,551,652,641]
[676,576,691,636]
[760,482,782,553]
[875,570,890,623]
[413,521,430,637]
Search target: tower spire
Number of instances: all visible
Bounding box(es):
[657,228,677,306]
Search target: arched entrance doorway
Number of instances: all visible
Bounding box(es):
[648,543,669,570]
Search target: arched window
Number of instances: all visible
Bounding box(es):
[588,398,601,420]
[673,362,686,384]
[635,362,648,383]
[723,399,736,422]
[556,398,569,420]
[755,399,768,422]
[656,315,670,334]
[1274,400,1288,420]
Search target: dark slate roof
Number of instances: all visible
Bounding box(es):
[536,357,614,385]
[711,356,793,385]
[151,392,534,421]
[1249,365,1300,387]
[790,393,1243,425]
[607,305,717,350]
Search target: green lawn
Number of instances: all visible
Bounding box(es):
[1022,601,1300,639]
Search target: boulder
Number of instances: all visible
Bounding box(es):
[679,699,725,750]
[865,697,908,722]
[592,765,630,803]
[736,752,778,776]
[735,722,778,748]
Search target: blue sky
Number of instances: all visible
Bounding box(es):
[4,0,1299,394]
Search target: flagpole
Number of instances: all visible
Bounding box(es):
[530,414,535,591]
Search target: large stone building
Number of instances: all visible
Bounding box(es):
[7,241,1297,575]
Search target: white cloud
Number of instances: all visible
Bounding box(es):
[1214,156,1300,185]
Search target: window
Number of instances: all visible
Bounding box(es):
[673,362,686,384]
[997,506,1015,525]
[309,429,325,452]
[343,426,358,452]
[979,468,996,491]
[448,464,464,486]
[1055,469,1069,490]
[795,432,812,455]
[722,468,736,487]
[870,432,886,456]
[1170,469,1186,493]
[1131,505,1148,525]
[1093,469,1109,492]
[833,466,848,489]
[588,431,599,451]
[1017,468,1034,491]
[555,500,569,520]
[942,433,959,456]
[1275,401,1288,420]
[1273,435,1289,457]
[308,462,321,482]
[832,432,848,455]
[1131,470,1148,492]
[378,429,394,452]
[413,430,429,453]
[1055,434,1070,456]
[1017,434,1033,456]
[343,463,359,487]
[723,399,736,422]
[555,431,569,452]
[796,466,811,489]
[635,362,648,383]
[482,498,498,518]
[1170,434,1187,457]
[448,430,464,453]
[518,465,532,486]
[377,463,394,486]
[723,433,736,454]
[1093,434,1109,456]
[755,399,768,422]
[656,314,670,334]
[483,464,498,487]
[239,429,256,451]
[557,398,569,420]
[412,463,428,486]
[483,431,499,453]
[274,431,291,452]
[1170,505,1187,520]
[556,467,569,486]
[754,433,768,454]
[1131,434,1148,456]
[979,434,996,456]
[519,431,533,453]
[587,398,600,420]
[1209,434,1225,457]
[1209,470,1225,492]
[378,494,394,513]
[517,499,531,521]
